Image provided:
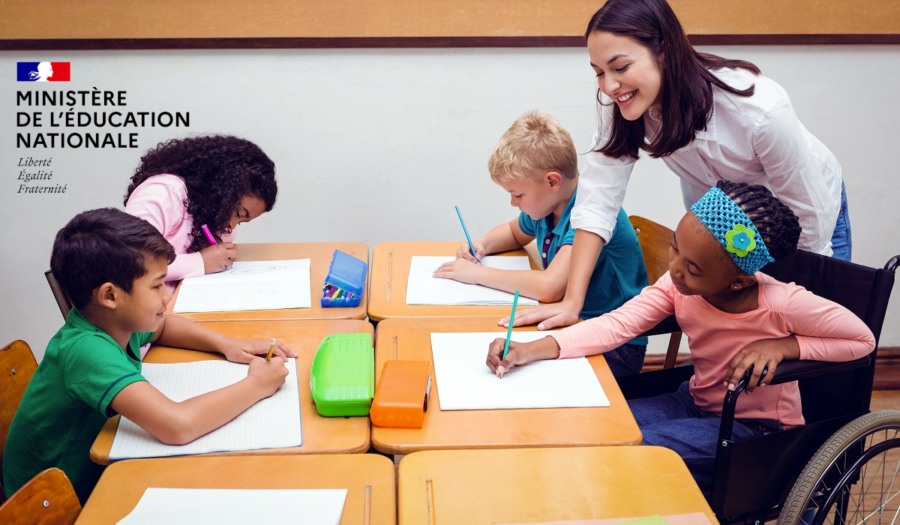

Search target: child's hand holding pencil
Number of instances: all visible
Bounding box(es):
[486,335,562,377]
[219,337,297,364]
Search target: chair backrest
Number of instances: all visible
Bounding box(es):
[761,250,898,421]
[0,341,37,479]
[629,216,686,369]
[44,270,72,320]
[629,215,673,285]
[0,468,81,525]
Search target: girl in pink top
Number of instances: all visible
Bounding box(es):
[486,181,875,492]
[124,136,278,292]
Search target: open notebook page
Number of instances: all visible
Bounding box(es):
[406,256,540,306]
[430,332,609,410]
[117,488,347,525]
[110,359,301,460]
[173,259,311,313]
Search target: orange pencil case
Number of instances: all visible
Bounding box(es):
[370,360,432,429]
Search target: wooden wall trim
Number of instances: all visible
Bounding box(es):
[1,34,899,51]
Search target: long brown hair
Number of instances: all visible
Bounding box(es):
[586,0,760,160]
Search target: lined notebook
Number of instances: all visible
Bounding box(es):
[109,359,302,460]
[173,259,312,313]
[117,488,347,525]
[430,332,609,410]
[405,256,540,306]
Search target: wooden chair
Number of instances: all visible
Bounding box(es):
[0,468,81,525]
[44,270,72,320]
[629,216,685,369]
[0,340,38,505]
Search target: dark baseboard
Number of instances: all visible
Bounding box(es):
[874,347,900,391]
[641,346,900,391]
[1,34,899,51]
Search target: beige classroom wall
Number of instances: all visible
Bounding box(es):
[1,46,897,360]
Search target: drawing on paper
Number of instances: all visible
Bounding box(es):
[229,265,288,275]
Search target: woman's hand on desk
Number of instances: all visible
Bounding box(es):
[486,336,561,378]
[201,242,238,274]
[220,338,297,364]
[500,300,581,331]
[433,258,481,285]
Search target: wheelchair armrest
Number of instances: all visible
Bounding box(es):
[766,356,871,386]
[716,356,871,443]
[639,315,681,337]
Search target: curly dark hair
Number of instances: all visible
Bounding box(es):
[124,135,277,253]
[716,180,801,261]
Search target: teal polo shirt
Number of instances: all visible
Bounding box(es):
[518,190,648,346]
[3,307,153,503]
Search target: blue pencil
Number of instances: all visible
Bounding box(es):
[501,290,520,360]
[454,205,480,265]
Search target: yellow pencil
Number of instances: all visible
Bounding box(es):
[266,338,277,361]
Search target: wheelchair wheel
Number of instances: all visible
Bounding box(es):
[779,410,900,525]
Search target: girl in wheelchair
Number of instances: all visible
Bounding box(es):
[486,181,875,492]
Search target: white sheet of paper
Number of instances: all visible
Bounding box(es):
[406,256,540,306]
[117,488,347,525]
[430,332,609,410]
[110,359,301,460]
[173,259,311,313]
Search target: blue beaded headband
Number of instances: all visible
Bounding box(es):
[690,187,775,275]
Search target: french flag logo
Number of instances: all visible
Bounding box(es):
[17,62,70,82]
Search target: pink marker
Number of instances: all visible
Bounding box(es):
[201,224,217,246]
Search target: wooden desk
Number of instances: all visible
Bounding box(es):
[371,317,641,455]
[367,241,545,321]
[398,447,717,525]
[91,320,372,465]
[167,242,368,321]
[77,454,395,524]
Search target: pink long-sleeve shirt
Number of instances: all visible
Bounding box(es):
[551,271,875,427]
[124,174,236,292]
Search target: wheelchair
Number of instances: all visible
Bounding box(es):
[619,249,899,525]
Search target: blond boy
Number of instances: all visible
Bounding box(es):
[434,111,649,376]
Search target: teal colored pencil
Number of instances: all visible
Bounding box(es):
[454,205,480,265]
[501,290,520,359]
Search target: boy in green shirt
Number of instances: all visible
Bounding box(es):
[3,208,296,503]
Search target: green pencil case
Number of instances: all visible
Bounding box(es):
[309,333,374,417]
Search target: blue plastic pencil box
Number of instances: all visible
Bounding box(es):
[321,250,367,307]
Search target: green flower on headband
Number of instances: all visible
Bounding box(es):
[725,224,756,257]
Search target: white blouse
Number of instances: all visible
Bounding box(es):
[572,67,842,255]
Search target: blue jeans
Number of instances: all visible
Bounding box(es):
[628,382,782,493]
[830,182,852,262]
[604,343,646,377]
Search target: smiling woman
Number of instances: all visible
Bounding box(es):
[123,135,278,291]
[510,0,852,331]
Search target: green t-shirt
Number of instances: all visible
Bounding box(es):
[3,307,153,503]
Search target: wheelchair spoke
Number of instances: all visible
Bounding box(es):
[881,436,899,524]
[816,433,900,525]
